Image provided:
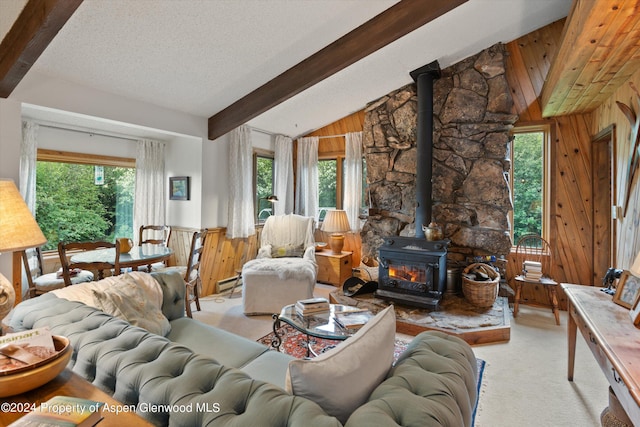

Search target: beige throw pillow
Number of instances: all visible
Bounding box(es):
[92,274,171,336]
[285,306,396,423]
[271,244,305,258]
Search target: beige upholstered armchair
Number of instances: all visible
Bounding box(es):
[242,214,317,315]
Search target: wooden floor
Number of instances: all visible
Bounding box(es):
[329,291,511,345]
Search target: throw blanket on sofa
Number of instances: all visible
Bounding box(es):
[52,272,170,336]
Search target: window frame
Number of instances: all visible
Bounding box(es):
[36,149,136,254]
[253,148,275,224]
[509,123,552,246]
[317,154,345,223]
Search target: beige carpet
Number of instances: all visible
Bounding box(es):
[194,285,610,427]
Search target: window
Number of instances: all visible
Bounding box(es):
[318,158,338,221]
[254,150,274,223]
[35,150,135,251]
[509,125,550,245]
[317,156,368,222]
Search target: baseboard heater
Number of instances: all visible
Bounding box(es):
[216,275,240,294]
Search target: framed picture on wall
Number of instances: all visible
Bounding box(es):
[613,270,640,309]
[169,176,190,201]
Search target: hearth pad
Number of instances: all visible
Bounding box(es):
[330,290,510,345]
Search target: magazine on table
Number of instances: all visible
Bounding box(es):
[0,327,56,373]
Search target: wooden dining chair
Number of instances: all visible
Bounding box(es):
[23,246,94,298]
[159,229,207,318]
[138,225,171,271]
[184,229,206,318]
[513,234,560,325]
[58,241,121,286]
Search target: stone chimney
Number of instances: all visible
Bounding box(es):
[361,43,517,262]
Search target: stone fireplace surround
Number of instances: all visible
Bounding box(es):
[361,43,517,264]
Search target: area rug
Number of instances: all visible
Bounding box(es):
[257,325,486,425]
[256,324,410,361]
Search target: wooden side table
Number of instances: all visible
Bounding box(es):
[315,251,352,286]
[1,369,154,426]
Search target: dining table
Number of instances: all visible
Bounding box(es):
[70,245,173,271]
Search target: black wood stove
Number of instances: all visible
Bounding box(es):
[376,237,449,309]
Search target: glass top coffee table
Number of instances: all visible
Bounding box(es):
[272,304,372,357]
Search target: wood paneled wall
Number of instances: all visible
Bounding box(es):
[506,18,595,309]
[506,17,640,310]
[308,110,365,157]
[591,68,640,269]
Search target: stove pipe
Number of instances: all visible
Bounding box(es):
[410,61,441,239]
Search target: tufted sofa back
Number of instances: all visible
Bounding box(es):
[7,289,341,426]
[7,272,479,427]
[345,331,478,427]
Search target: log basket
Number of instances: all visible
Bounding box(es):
[462,263,500,308]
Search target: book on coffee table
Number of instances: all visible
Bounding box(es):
[334,311,374,330]
[295,297,330,316]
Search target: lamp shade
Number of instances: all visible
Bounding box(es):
[0,179,47,252]
[631,251,640,278]
[321,210,351,233]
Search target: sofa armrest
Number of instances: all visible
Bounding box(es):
[151,271,186,320]
[345,331,478,427]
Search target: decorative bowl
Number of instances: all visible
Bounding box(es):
[0,335,71,397]
[315,242,328,251]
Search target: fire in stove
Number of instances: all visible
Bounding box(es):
[389,265,426,284]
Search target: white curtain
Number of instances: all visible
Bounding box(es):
[20,121,39,213]
[344,131,363,231]
[295,136,319,219]
[274,135,294,215]
[19,121,40,289]
[227,125,255,238]
[134,139,165,243]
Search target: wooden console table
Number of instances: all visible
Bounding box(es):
[0,369,153,426]
[562,283,640,426]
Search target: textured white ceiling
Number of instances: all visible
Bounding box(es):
[14,0,571,138]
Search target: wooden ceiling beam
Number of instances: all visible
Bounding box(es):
[541,0,640,117]
[0,0,83,98]
[207,0,467,140]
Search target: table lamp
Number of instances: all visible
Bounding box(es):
[0,179,47,313]
[321,210,351,255]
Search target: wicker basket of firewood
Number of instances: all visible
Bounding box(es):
[462,263,500,308]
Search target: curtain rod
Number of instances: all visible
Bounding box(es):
[250,126,356,141]
[37,123,139,142]
[317,133,346,139]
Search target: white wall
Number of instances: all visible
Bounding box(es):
[0,71,278,284]
[0,72,231,283]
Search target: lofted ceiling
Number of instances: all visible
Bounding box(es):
[541,0,640,117]
[1,0,574,140]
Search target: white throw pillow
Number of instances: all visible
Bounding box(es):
[285,306,396,423]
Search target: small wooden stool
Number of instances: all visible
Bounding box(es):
[513,276,560,325]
